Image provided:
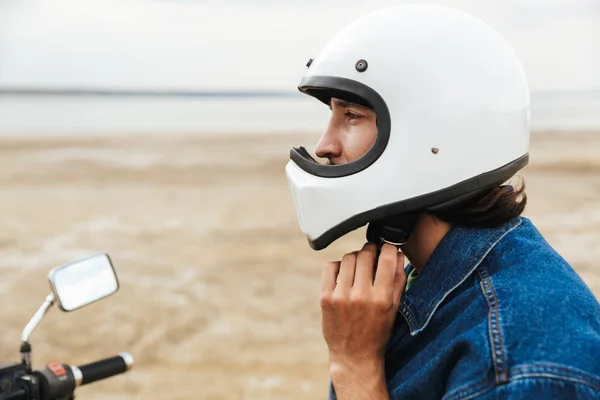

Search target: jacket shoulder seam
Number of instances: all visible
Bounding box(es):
[476,265,508,384]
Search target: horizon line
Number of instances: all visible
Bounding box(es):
[0,87,303,98]
[0,86,599,98]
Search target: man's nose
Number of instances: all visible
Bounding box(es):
[315,124,342,163]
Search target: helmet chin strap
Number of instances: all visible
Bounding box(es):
[365,185,500,248]
[366,212,421,248]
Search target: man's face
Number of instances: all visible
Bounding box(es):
[315,97,378,165]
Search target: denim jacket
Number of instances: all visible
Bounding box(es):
[329,217,600,399]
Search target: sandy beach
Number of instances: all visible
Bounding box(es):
[1,131,599,399]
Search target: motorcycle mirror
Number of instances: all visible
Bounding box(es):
[48,253,120,312]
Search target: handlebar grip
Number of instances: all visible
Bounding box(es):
[74,352,134,386]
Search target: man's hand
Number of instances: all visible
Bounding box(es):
[321,242,406,399]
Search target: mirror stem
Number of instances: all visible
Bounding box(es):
[20,293,55,370]
[21,293,55,342]
[20,342,32,372]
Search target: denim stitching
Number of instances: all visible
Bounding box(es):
[445,372,600,400]
[477,266,509,384]
[400,307,415,326]
[409,221,522,336]
[463,228,505,275]
[451,384,496,400]
[398,302,416,332]
[442,378,494,400]
[444,360,600,399]
[509,373,600,393]
[446,373,600,400]
[510,364,600,391]
[462,218,522,278]
[405,219,523,336]
[486,270,509,383]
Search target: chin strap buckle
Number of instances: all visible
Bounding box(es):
[366,212,420,249]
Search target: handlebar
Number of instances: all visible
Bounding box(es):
[74,352,134,386]
[1,389,27,400]
[33,352,134,400]
[0,353,134,400]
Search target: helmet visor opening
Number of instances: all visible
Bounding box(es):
[291,76,391,178]
[293,89,379,166]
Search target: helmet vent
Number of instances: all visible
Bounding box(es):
[355,59,368,72]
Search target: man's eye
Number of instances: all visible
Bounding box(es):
[345,111,362,120]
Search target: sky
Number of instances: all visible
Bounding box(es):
[0,0,599,91]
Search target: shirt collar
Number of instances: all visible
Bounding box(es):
[398,217,523,336]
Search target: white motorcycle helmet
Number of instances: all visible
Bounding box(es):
[286,5,530,251]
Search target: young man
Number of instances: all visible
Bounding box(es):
[285,5,600,399]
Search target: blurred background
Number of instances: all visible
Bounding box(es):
[0,0,599,399]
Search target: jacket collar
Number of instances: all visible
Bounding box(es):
[398,217,523,336]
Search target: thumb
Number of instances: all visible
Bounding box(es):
[392,251,407,306]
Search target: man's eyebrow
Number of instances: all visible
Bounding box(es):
[331,98,371,111]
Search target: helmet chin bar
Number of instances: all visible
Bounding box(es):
[302,153,529,251]
[292,146,319,163]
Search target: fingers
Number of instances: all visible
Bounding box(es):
[337,252,357,292]
[322,243,404,301]
[321,261,340,295]
[373,243,400,295]
[354,242,378,289]
[392,252,407,305]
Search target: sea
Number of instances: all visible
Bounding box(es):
[0,90,599,137]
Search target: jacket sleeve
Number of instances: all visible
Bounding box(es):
[476,378,600,400]
[328,380,337,400]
